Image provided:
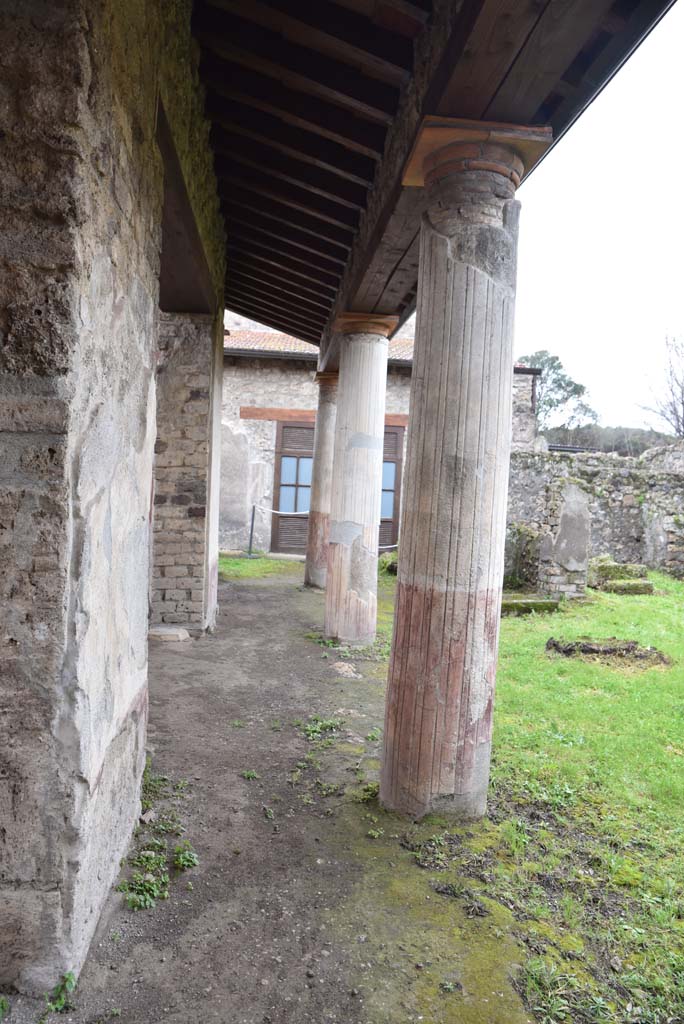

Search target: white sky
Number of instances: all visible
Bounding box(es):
[514,0,684,429]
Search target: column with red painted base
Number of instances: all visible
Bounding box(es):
[304,372,338,589]
[381,122,551,819]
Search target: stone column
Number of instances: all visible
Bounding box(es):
[304,372,338,589]
[381,123,550,819]
[324,314,397,644]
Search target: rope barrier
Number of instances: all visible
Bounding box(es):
[247,504,399,557]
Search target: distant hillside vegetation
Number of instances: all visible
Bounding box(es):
[543,424,674,456]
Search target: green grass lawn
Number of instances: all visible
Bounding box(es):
[486,573,684,1023]
[218,553,303,580]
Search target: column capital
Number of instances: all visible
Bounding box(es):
[334,312,399,338]
[314,370,339,386]
[403,116,552,188]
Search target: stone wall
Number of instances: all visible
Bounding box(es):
[0,0,223,992]
[506,444,684,591]
[151,314,222,631]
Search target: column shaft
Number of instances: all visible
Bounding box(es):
[381,142,523,818]
[324,328,390,644]
[304,374,338,588]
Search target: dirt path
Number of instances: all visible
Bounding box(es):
[9,573,530,1024]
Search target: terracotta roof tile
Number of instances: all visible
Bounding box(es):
[224,330,414,362]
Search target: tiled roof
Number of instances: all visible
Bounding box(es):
[224,330,414,362]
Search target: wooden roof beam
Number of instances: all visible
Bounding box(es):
[200,57,386,160]
[204,0,414,87]
[228,276,334,321]
[220,185,354,250]
[226,226,345,281]
[215,161,360,232]
[227,266,336,310]
[223,206,348,265]
[226,246,340,295]
[211,127,369,210]
[204,94,376,187]
[225,286,328,332]
[194,8,398,125]
[225,299,322,344]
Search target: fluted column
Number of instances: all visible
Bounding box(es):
[304,372,338,589]
[324,313,397,645]
[381,122,551,819]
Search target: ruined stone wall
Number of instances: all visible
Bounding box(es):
[506,444,684,590]
[0,0,223,992]
[152,314,222,630]
[220,357,411,551]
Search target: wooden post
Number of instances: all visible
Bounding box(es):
[381,122,551,819]
[304,372,338,588]
[324,313,397,645]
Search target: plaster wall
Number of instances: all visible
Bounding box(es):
[0,0,223,991]
[220,358,536,552]
[219,357,410,552]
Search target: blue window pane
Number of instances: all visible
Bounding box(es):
[281,456,297,484]
[382,462,396,489]
[298,457,313,485]
[296,487,311,513]
[280,486,296,513]
[381,490,394,519]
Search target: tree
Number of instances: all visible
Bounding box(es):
[644,336,684,438]
[517,350,597,430]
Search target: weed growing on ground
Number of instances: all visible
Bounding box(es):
[0,996,9,1021]
[230,719,245,729]
[40,972,76,1019]
[172,841,199,871]
[354,781,380,803]
[241,769,260,780]
[302,715,343,741]
[366,726,382,742]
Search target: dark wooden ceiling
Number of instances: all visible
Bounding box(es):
[192,0,675,347]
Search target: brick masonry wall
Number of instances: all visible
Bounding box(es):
[152,314,218,629]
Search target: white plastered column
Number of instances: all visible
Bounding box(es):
[324,314,397,645]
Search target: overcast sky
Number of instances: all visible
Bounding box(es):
[514,1,684,430]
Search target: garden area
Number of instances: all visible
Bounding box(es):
[217,557,684,1024]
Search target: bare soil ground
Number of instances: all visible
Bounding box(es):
[9,573,529,1024]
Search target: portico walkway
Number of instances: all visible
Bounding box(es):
[9,571,528,1024]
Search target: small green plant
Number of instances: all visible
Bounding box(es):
[302,715,343,741]
[271,719,282,731]
[439,981,459,994]
[263,806,275,820]
[355,781,380,803]
[118,869,170,910]
[241,769,260,780]
[173,841,199,871]
[367,827,385,839]
[0,996,9,1021]
[315,780,339,797]
[230,719,245,729]
[141,757,170,812]
[42,971,77,1017]
[366,726,382,742]
[149,811,184,836]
